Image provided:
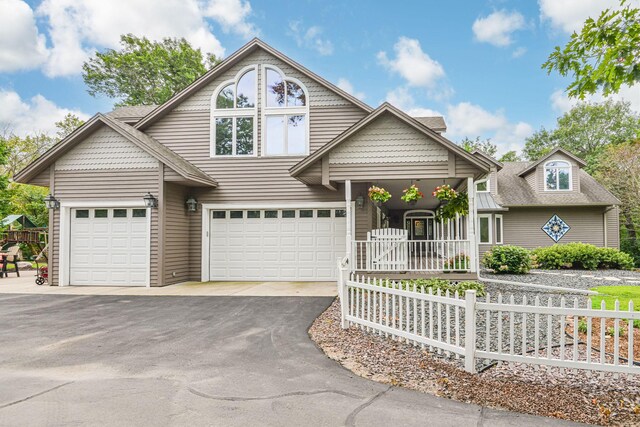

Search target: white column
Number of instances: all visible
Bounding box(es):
[467,177,478,273]
[345,179,352,266]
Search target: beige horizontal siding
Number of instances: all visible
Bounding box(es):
[503,207,608,249]
[30,167,51,187]
[606,206,620,249]
[329,162,450,181]
[163,182,191,285]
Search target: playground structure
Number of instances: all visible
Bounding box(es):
[0,215,48,261]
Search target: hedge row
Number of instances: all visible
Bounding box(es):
[482,242,635,274]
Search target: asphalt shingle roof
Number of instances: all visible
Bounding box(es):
[413,116,447,132]
[107,105,158,122]
[495,162,619,206]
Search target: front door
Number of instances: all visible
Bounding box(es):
[406,218,435,240]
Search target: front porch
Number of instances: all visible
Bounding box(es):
[345,177,479,279]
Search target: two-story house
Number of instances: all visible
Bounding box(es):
[14,39,620,287]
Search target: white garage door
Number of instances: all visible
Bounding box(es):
[209,207,347,281]
[70,208,149,286]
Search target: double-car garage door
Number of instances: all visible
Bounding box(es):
[209,207,347,281]
[70,207,149,286]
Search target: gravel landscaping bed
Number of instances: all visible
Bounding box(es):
[482,269,640,290]
[311,298,640,426]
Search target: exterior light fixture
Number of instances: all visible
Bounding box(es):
[356,195,365,209]
[143,192,158,208]
[43,194,60,210]
[185,197,198,212]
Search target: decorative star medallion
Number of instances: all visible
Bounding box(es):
[542,214,570,242]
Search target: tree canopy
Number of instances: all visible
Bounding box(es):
[542,0,640,98]
[82,34,220,106]
[595,142,640,264]
[459,136,498,157]
[0,114,85,226]
[498,151,521,162]
[522,100,640,172]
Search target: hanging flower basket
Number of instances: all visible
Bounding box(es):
[433,184,469,221]
[401,184,424,204]
[368,186,391,205]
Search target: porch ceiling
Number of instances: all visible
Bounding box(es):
[360,178,463,210]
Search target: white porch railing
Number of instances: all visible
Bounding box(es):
[338,270,640,375]
[352,239,471,272]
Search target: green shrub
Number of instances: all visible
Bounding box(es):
[532,242,635,270]
[482,245,531,274]
[383,277,486,297]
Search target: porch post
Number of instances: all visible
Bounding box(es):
[345,179,352,268]
[467,177,477,273]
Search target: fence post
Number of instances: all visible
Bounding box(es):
[338,258,349,329]
[464,290,477,373]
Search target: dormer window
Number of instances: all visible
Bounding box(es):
[211,66,257,156]
[263,66,309,156]
[476,179,489,193]
[545,160,571,191]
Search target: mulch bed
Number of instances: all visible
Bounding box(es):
[310,298,640,426]
[566,317,640,363]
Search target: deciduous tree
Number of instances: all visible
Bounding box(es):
[542,0,640,98]
[82,34,220,106]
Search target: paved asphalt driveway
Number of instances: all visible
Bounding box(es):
[0,294,578,426]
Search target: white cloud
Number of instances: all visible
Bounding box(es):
[538,0,623,33]
[288,21,333,56]
[0,90,90,137]
[551,85,640,114]
[472,10,526,47]
[512,47,527,58]
[377,37,445,89]
[384,87,442,117]
[336,78,366,101]
[33,0,261,77]
[0,0,49,72]
[445,102,533,153]
[202,0,257,38]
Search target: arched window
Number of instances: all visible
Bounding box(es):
[544,160,571,190]
[211,66,257,156]
[262,66,309,156]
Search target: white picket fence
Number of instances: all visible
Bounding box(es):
[339,271,640,375]
[351,239,472,272]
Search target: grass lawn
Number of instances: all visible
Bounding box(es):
[590,286,640,311]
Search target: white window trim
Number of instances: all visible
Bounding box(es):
[477,213,492,244]
[495,214,503,244]
[210,65,258,158]
[476,178,490,193]
[59,200,151,287]
[261,64,310,157]
[200,201,353,282]
[543,160,572,191]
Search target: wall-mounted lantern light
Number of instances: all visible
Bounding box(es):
[356,195,365,209]
[143,192,158,208]
[44,194,60,210]
[185,197,198,212]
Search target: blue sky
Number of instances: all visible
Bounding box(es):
[0,0,637,155]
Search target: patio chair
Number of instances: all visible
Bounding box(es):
[3,246,21,278]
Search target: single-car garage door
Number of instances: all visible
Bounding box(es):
[70,208,149,286]
[209,208,347,281]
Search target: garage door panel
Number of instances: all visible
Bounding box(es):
[70,208,148,286]
[209,207,346,281]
